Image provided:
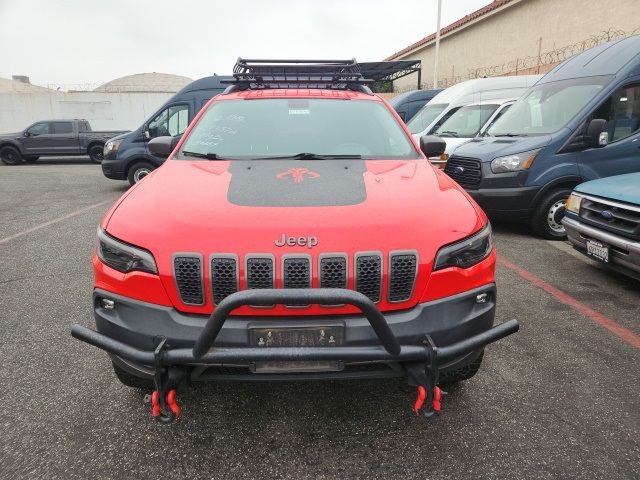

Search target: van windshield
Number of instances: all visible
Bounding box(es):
[434,104,499,138]
[179,98,419,160]
[487,76,612,136]
[407,103,448,134]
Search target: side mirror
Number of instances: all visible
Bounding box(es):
[585,118,608,148]
[420,135,446,157]
[23,131,30,137]
[143,127,151,140]
[148,136,174,158]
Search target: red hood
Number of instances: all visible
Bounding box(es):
[104,159,485,314]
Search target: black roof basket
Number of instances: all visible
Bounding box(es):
[222,58,374,94]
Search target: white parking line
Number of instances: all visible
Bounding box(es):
[0,200,112,245]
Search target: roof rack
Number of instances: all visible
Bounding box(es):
[222,58,374,94]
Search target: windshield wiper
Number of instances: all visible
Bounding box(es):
[181,151,221,160]
[437,131,459,138]
[256,152,362,160]
[491,133,527,137]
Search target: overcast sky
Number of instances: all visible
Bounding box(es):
[0,0,489,89]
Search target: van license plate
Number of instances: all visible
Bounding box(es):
[586,239,609,263]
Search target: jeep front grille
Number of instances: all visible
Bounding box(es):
[173,255,204,305]
[355,253,383,303]
[388,252,417,302]
[210,255,239,304]
[444,156,482,189]
[174,251,420,307]
[580,197,640,240]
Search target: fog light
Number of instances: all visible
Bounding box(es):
[475,293,488,304]
[101,298,115,310]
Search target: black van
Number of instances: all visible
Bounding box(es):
[101,75,231,185]
[388,89,442,123]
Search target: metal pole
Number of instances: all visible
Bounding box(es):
[433,0,442,89]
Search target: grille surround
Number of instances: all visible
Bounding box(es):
[172,253,204,305]
[388,250,418,303]
[579,195,640,241]
[210,254,239,305]
[244,254,276,290]
[354,251,383,303]
[444,156,482,189]
[319,253,349,306]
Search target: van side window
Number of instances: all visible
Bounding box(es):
[148,104,189,138]
[592,84,640,142]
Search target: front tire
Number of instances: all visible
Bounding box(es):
[88,144,104,164]
[530,188,571,240]
[112,363,153,389]
[440,350,484,385]
[0,146,23,165]
[127,161,154,185]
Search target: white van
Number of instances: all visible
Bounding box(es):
[407,75,543,143]
[429,97,517,167]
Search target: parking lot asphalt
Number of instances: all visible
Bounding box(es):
[0,159,638,480]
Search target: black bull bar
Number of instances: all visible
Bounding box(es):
[72,288,519,369]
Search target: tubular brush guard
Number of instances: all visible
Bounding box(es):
[71,288,519,422]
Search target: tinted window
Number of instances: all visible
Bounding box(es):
[180,99,418,159]
[488,76,611,136]
[53,122,73,134]
[407,103,447,134]
[592,84,640,142]
[148,104,189,138]
[27,122,50,135]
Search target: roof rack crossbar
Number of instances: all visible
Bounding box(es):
[223,58,374,94]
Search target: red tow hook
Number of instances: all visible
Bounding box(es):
[414,385,427,415]
[151,389,180,422]
[413,385,443,416]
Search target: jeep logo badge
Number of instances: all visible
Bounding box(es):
[275,234,318,248]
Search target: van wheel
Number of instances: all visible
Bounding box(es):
[88,144,104,164]
[112,363,153,389]
[530,188,571,240]
[0,146,22,165]
[127,162,154,185]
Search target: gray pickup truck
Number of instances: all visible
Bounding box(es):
[0,119,128,165]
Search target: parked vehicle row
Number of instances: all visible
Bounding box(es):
[0,119,128,165]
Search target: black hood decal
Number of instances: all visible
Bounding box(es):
[227,160,367,207]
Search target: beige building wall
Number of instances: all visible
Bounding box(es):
[391,0,640,92]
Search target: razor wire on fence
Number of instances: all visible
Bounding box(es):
[396,27,640,93]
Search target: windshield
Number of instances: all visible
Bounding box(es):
[487,76,612,136]
[179,99,418,160]
[407,103,447,134]
[434,104,499,138]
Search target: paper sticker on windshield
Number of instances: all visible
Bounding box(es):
[288,108,310,115]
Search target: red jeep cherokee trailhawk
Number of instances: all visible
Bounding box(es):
[73,59,518,422]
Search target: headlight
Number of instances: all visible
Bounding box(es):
[104,139,122,155]
[565,193,583,214]
[434,224,493,270]
[490,149,539,173]
[96,228,157,274]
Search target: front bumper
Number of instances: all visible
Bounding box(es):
[72,285,518,382]
[468,185,540,221]
[101,159,126,180]
[563,216,640,280]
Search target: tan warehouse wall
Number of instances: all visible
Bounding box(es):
[392,0,640,92]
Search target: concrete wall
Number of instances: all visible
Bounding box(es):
[392,0,640,92]
[0,91,176,132]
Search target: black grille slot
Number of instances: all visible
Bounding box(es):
[388,253,417,302]
[211,256,238,304]
[444,156,482,189]
[283,256,311,307]
[580,198,640,240]
[355,254,382,303]
[173,255,204,305]
[319,256,347,289]
[246,257,274,290]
